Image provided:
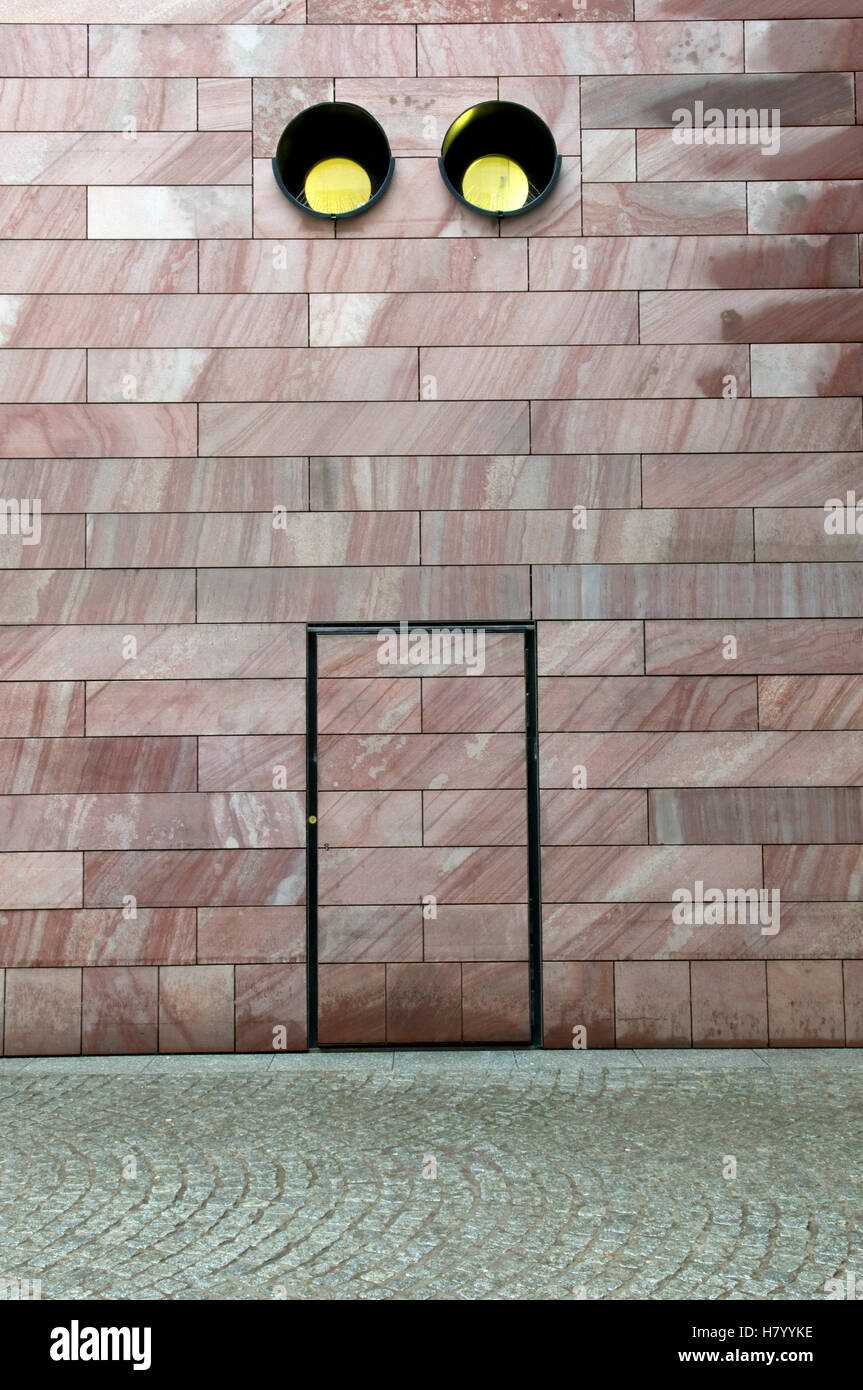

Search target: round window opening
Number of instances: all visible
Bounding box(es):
[439,101,561,219]
[272,102,394,221]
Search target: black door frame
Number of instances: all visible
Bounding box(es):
[306,621,543,1049]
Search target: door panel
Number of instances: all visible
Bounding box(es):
[313,627,533,1045]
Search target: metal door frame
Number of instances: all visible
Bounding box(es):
[306,621,543,1049]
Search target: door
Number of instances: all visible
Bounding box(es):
[308,624,539,1046]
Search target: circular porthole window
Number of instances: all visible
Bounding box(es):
[439,101,561,218]
[272,101,394,220]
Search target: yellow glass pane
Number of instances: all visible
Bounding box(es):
[305,157,372,216]
[461,154,529,213]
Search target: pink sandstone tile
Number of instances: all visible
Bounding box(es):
[198,736,306,793]
[0,853,82,909]
[764,844,863,900]
[538,676,757,731]
[423,904,529,962]
[582,130,636,182]
[318,846,528,905]
[387,962,462,1044]
[538,620,644,675]
[529,234,858,291]
[0,77,197,130]
[691,961,767,1048]
[642,452,862,506]
[316,0,630,17]
[318,630,525,679]
[198,907,306,965]
[756,506,863,560]
[200,402,530,458]
[422,345,749,400]
[84,849,305,907]
[235,963,306,1052]
[201,239,527,294]
[82,966,157,1054]
[745,19,863,72]
[534,563,862,621]
[0,405,196,458]
[542,844,761,902]
[0,736,195,794]
[638,127,863,181]
[86,512,419,568]
[421,676,525,734]
[843,961,863,1045]
[531,400,861,454]
[17,1,305,18]
[0,241,197,293]
[318,964,386,1045]
[0,131,248,184]
[0,26,86,77]
[252,77,333,158]
[749,181,863,233]
[0,682,84,737]
[640,0,862,14]
[0,908,195,968]
[0,297,307,349]
[4,967,81,1055]
[319,733,526,791]
[462,962,530,1043]
[0,457,307,507]
[88,348,417,403]
[0,624,305,681]
[417,23,743,76]
[0,571,195,625]
[539,788,648,844]
[88,683,304,738]
[88,187,252,239]
[0,187,85,238]
[310,291,637,347]
[766,960,845,1045]
[197,566,531,624]
[759,676,863,729]
[158,964,234,1053]
[542,900,863,962]
[318,905,423,964]
[0,517,84,569]
[317,678,421,734]
[580,72,855,127]
[421,509,753,565]
[615,960,691,1047]
[646,619,863,674]
[198,78,251,131]
[423,789,527,846]
[310,457,638,511]
[583,182,747,234]
[542,961,615,1048]
[641,289,863,343]
[0,792,305,852]
[751,344,863,398]
[0,349,84,403]
[318,790,422,847]
[333,78,498,157]
[651,787,863,844]
[90,24,416,78]
[539,730,863,788]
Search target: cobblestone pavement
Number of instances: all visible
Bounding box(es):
[0,1051,860,1301]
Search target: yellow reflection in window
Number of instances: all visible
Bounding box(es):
[305,157,372,215]
[461,155,529,213]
